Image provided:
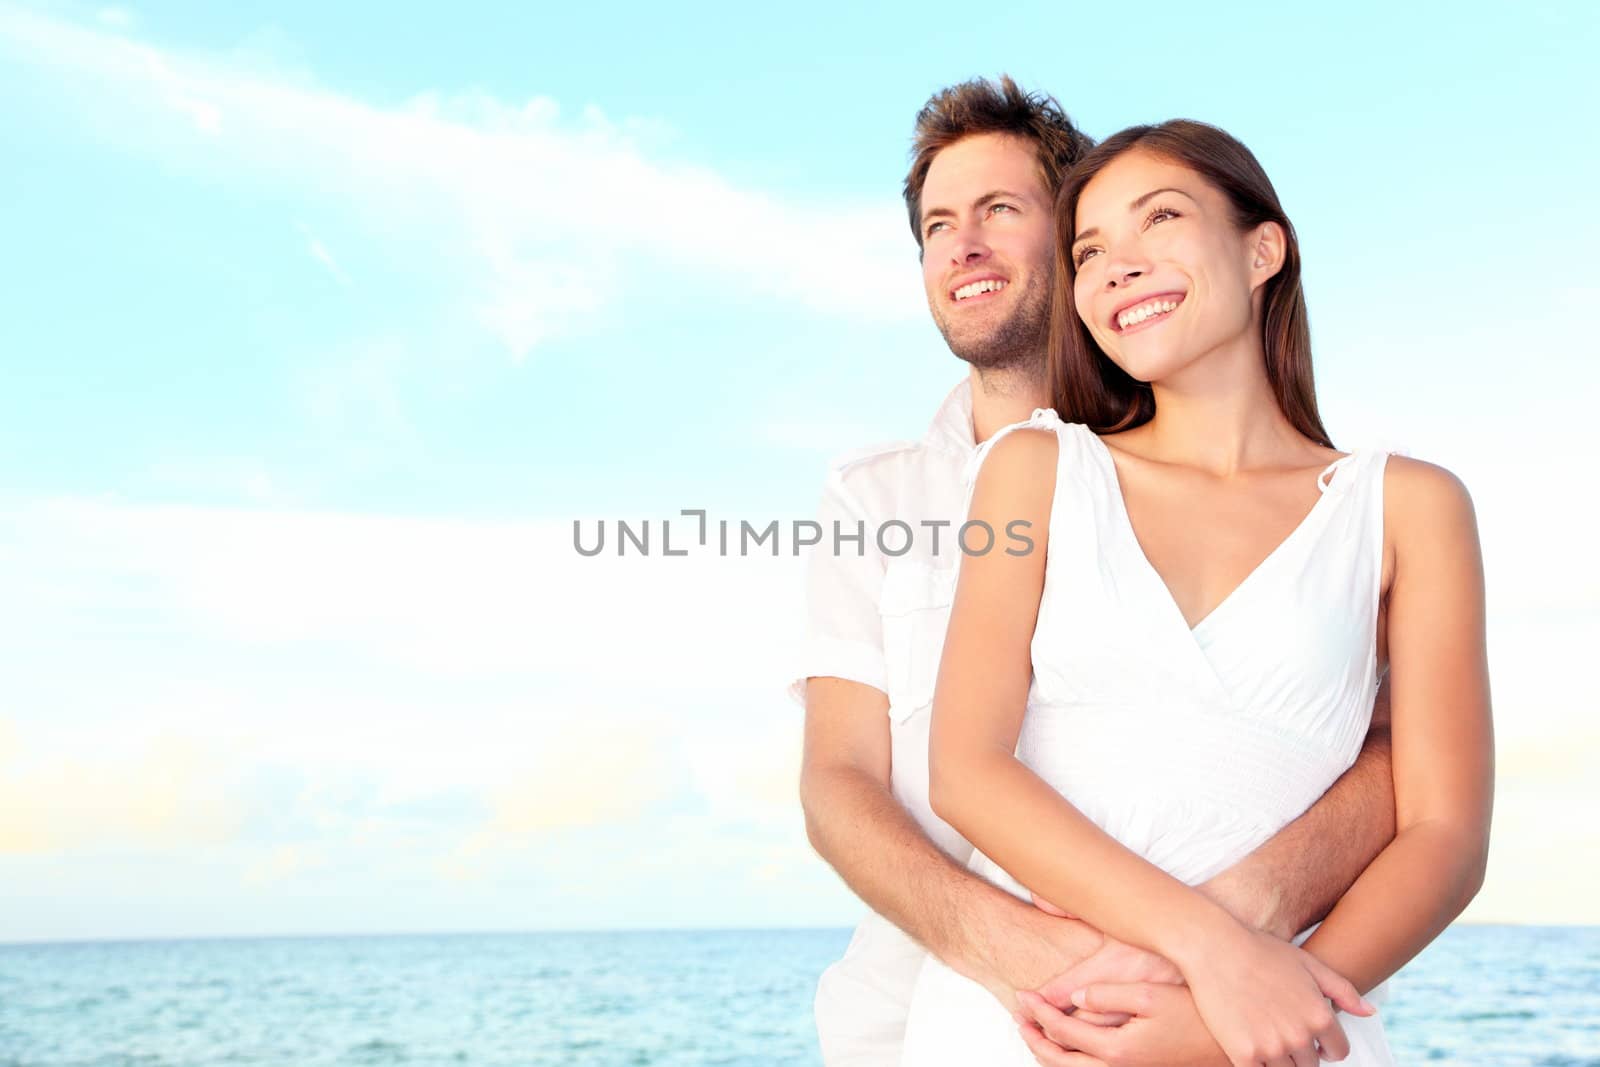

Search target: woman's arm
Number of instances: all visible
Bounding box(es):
[1300,457,1494,992]
[929,429,1368,1066]
[928,428,1228,964]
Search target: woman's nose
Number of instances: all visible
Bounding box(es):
[1105,265,1144,290]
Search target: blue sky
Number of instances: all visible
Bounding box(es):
[1,0,1597,941]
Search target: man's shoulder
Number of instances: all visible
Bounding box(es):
[828,429,970,476]
[827,437,921,475]
[822,436,963,511]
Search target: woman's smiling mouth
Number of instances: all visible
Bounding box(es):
[1111,292,1186,333]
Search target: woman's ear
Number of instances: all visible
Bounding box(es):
[1248,220,1287,287]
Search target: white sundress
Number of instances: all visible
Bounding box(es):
[898,409,1396,1066]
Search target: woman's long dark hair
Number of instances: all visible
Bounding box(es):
[1048,120,1332,447]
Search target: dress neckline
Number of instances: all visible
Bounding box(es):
[1078,424,1362,637]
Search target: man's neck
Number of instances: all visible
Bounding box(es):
[969,362,1050,445]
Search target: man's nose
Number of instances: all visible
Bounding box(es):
[952,236,991,265]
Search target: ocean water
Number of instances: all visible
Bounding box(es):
[0,925,1595,1066]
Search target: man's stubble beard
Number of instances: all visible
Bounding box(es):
[931,265,1052,375]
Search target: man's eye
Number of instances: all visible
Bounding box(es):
[926,221,948,237]
[990,203,1016,215]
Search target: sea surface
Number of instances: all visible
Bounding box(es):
[1,924,1596,1066]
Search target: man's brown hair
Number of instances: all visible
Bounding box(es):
[903,75,1094,251]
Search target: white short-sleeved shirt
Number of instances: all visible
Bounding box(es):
[789,377,980,1066]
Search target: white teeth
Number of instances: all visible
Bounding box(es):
[1117,298,1180,329]
[954,279,1007,301]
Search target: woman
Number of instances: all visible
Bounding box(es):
[897,121,1493,1066]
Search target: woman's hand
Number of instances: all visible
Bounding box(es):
[1033,933,1183,1027]
[1016,983,1232,1067]
[1180,924,1374,1066]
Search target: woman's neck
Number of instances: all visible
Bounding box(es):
[1125,339,1320,475]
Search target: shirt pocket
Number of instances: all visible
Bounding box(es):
[878,562,956,724]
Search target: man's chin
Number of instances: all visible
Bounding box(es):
[937,306,1048,372]
[945,335,1044,372]
[955,350,1034,372]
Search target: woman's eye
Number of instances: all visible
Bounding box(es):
[1074,247,1100,266]
[1147,206,1180,225]
[991,203,1016,215]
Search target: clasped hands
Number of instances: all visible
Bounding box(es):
[1007,895,1373,1067]
[1011,895,1203,1067]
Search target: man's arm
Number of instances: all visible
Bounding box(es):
[1199,679,1396,939]
[800,675,1103,1007]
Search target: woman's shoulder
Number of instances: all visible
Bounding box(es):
[1381,453,1473,502]
[964,425,1060,560]
[1381,453,1478,539]
[964,409,1078,490]
[974,421,1062,485]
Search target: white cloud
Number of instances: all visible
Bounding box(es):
[0,493,810,908]
[295,334,414,449]
[2,487,1595,925]
[762,417,897,454]
[139,454,282,503]
[242,842,325,885]
[0,494,805,680]
[0,720,243,855]
[0,8,922,362]
[95,6,132,29]
[296,220,350,286]
[138,46,221,134]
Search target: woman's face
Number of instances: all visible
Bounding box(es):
[1069,148,1274,385]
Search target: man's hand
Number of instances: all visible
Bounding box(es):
[970,897,1106,1010]
[1014,983,1231,1067]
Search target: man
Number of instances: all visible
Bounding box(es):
[791,76,1397,1066]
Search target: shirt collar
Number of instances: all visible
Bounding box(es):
[924,377,976,455]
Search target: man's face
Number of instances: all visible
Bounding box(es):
[918,132,1056,370]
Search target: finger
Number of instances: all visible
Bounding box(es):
[1304,957,1376,1018]
[1035,968,1086,1010]
[1030,892,1077,919]
[1314,1013,1351,1062]
[1070,981,1162,1018]
[1290,1042,1322,1067]
[1017,990,1116,1058]
[1017,1020,1108,1067]
[1070,1008,1132,1027]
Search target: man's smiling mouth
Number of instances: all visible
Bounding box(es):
[952,278,1007,302]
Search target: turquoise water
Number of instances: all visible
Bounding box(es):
[1,925,1595,1065]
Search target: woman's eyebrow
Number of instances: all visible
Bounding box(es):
[1073,186,1200,245]
[1130,186,1198,210]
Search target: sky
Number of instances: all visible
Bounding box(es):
[0,0,1597,942]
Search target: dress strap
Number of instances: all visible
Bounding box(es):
[1316,449,1367,495]
[961,407,1063,492]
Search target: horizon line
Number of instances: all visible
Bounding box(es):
[0,917,1576,950]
